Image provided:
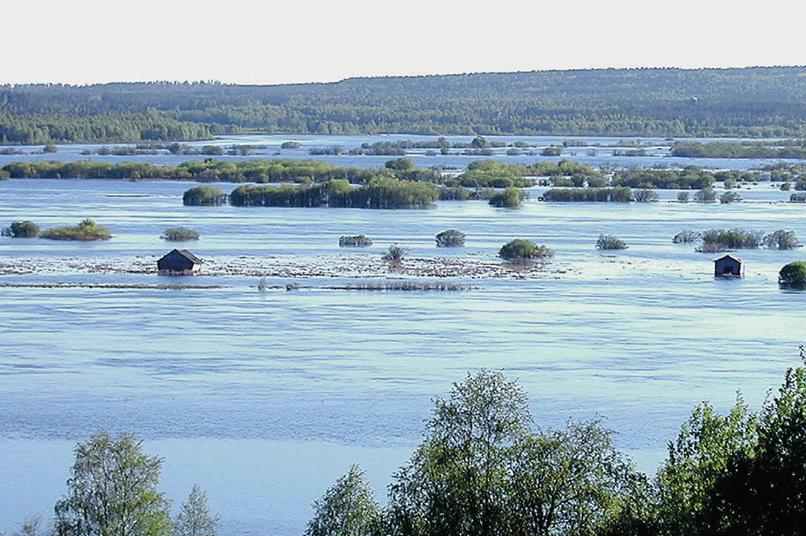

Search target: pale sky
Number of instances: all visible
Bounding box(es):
[4,0,805,85]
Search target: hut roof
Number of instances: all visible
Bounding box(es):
[161,249,202,264]
[714,254,743,263]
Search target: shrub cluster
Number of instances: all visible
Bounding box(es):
[435,229,465,247]
[487,187,526,208]
[596,234,628,250]
[40,219,111,241]
[1,220,40,238]
[182,186,227,206]
[498,239,553,260]
[161,227,200,242]
[542,187,633,202]
[339,235,373,247]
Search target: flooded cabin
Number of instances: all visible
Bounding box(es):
[157,249,202,276]
[714,254,744,278]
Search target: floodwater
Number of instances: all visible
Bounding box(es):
[1,143,806,534]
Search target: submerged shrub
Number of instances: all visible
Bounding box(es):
[183,186,227,206]
[790,193,806,203]
[161,227,200,242]
[673,230,701,244]
[720,191,743,204]
[40,219,111,241]
[383,245,406,262]
[339,235,373,247]
[488,187,526,208]
[596,234,628,250]
[499,239,553,260]
[700,229,763,251]
[779,262,806,287]
[695,187,717,203]
[2,220,40,238]
[677,191,690,203]
[633,188,659,203]
[435,229,466,247]
[542,187,633,202]
[764,230,799,250]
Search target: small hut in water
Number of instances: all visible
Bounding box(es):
[157,249,202,275]
[714,254,744,278]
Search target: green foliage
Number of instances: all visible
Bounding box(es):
[281,141,301,149]
[499,239,553,260]
[42,143,58,153]
[488,188,526,208]
[452,161,535,188]
[182,186,227,206]
[719,191,742,204]
[612,168,715,190]
[672,141,806,159]
[597,234,628,250]
[339,235,373,247]
[54,431,171,536]
[305,466,382,536]
[435,229,465,247]
[542,187,633,202]
[779,262,806,287]
[540,145,562,156]
[161,227,200,242]
[699,229,763,251]
[40,219,111,241]
[174,485,219,536]
[229,178,437,209]
[2,220,40,238]
[385,158,415,171]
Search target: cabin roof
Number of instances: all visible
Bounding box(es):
[714,254,743,264]
[161,249,202,264]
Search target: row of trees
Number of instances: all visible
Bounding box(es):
[4,67,806,141]
[7,352,806,536]
[306,355,806,536]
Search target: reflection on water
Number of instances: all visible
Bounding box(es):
[1,178,805,534]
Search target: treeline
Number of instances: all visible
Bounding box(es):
[0,158,597,187]
[0,112,218,144]
[3,67,806,142]
[672,140,806,159]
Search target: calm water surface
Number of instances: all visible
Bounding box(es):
[1,176,805,534]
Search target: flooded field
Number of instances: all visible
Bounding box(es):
[1,161,806,533]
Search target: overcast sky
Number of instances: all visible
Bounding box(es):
[5,0,804,85]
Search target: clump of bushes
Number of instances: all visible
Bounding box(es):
[339,235,373,247]
[677,191,690,203]
[499,239,553,260]
[673,230,701,244]
[161,227,200,242]
[596,234,628,250]
[779,261,806,287]
[633,188,658,203]
[435,229,465,247]
[764,230,799,250]
[182,186,227,206]
[280,141,301,149]
[699,229,763,251]
[790,193,806,203]
[2,220,40,238]
[720,191,743,204]
[695,186,717,203]
[383,245,406,262]
[541,187,633,202]
[488,188,526,208]
[40,219,111,241]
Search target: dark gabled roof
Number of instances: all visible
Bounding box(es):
[714,254,743,263]
[160,249,202,264]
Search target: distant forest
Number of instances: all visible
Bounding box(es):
[2,67,806,143]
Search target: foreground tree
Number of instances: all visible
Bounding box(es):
[174,485,219,536]
[305,466,381,536]
[55,431,172,536]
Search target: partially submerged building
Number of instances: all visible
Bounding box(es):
[157,249,202,276]
[714,254,744,278]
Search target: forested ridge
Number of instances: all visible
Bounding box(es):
[2,66,806,143]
